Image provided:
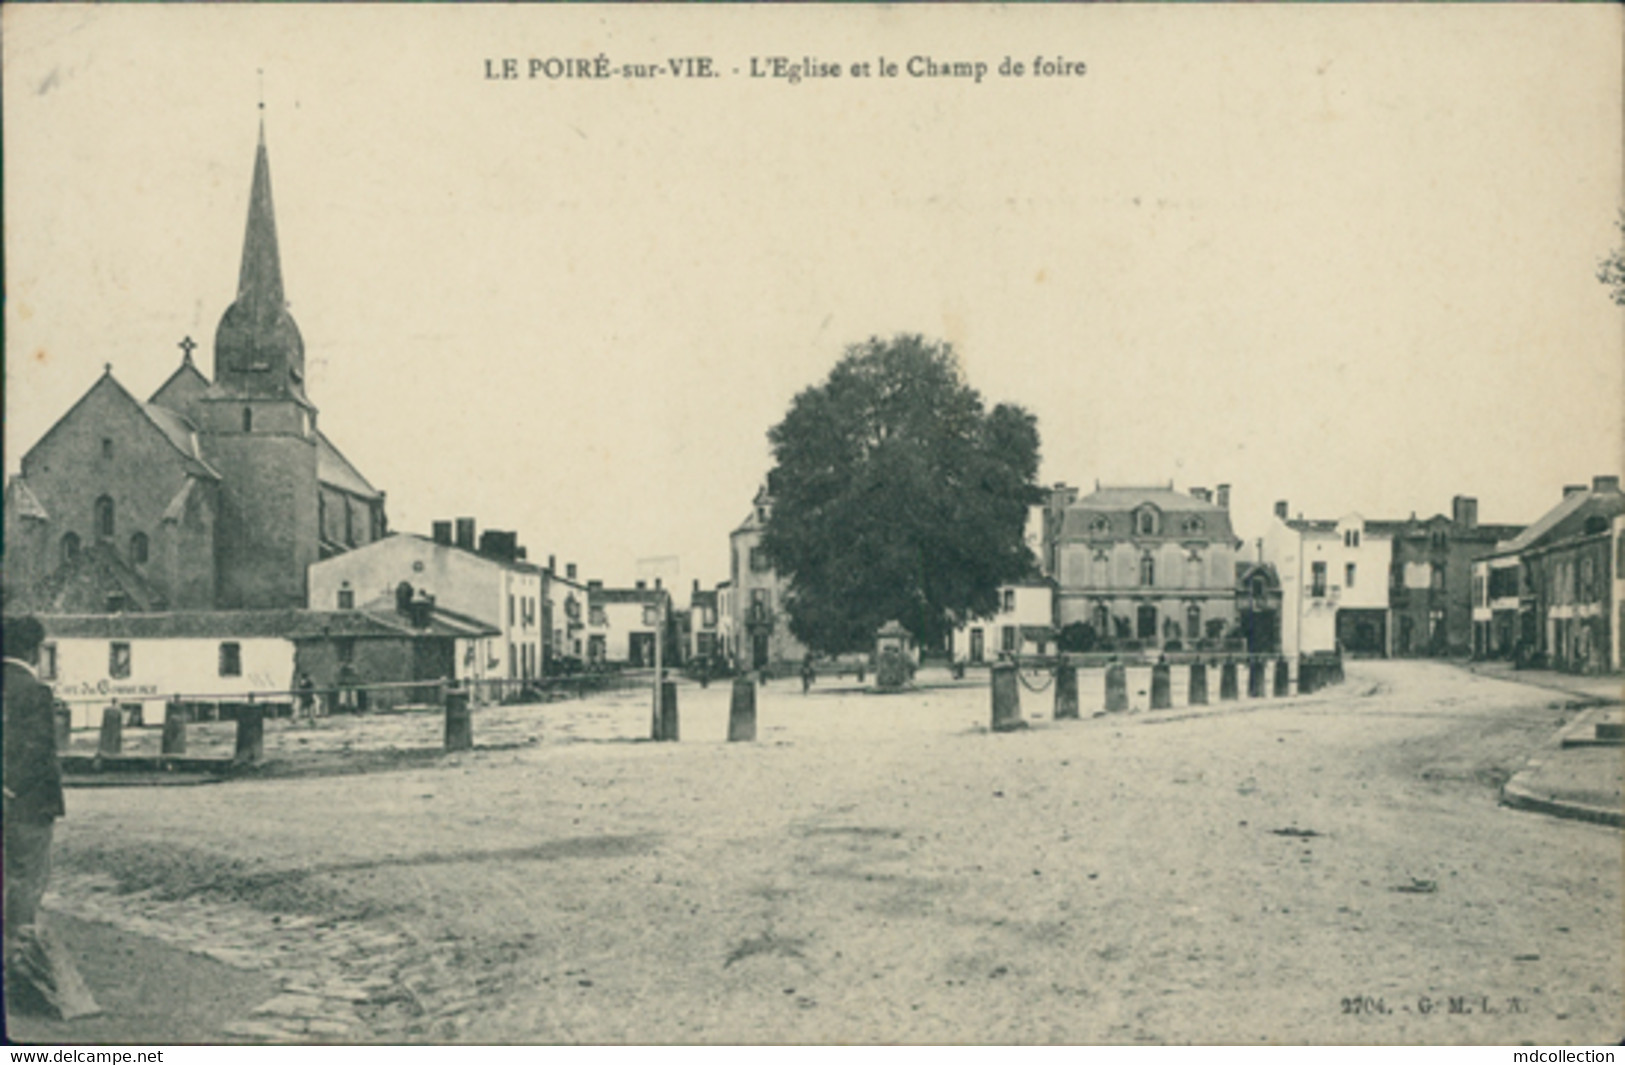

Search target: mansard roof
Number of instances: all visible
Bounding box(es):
[1058,485,1235,542]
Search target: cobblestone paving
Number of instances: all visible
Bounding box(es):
[44,871,496,1043]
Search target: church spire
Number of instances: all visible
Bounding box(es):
[212,110,307,401]
[237,115,284,309]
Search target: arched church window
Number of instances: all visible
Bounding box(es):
[129,532,148,565]
[61,532,80,566]
[243,407,253,432]
[95,495,115,539]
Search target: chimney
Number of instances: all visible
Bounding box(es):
[478,529,518,562]
[654,577,662,590]
[1216,484,1231,510]
[1564,484,1587,498]
[1274,500,1289,521]
[548,554,557,574]
[1451,495,1478,529]
[567,563,577,581]
[1190,487,1211,503]
[636,579,646,590]
[588,579,602,591]
[455,517,476,550]
[516,546,527,561]
[693,578,700,593]
[1593,475,1620,494]
[432,520,453,546]
[395,581,414,614]
[408,590,434,629]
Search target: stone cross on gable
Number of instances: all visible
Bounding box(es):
[178,335,197,362]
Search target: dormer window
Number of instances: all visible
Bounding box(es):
[1088,517,1109,536]
[1183,516,1205,536]
[1134,507,1160,537]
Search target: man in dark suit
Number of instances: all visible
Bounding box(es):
[4,614,99,1020]
[4,614,64,954]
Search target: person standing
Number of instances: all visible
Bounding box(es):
[4,614,98,1018]
[4,616,65,952]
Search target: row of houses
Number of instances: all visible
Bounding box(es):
[716,475,1625,677]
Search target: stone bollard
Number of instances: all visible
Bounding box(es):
[1220,659,1239,701]
[1053,662,1079,721]
[990,662,1025,732]
[658,680,680,742]
[1104,662,1129,713]
[1188,661,1208,706]
[444,685,473,752]
[1273,657,1291,698]
[97,706,123,757]
[233,703,264,764]
[728,677,756,742]
[1247,659,1266,698]
[161,700,187,755]
[1150,660,1172,710]
[54,706,72,752]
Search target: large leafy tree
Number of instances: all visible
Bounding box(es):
[760,334,1042,654]
[1599,211,1625,306]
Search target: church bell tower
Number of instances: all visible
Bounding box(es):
[195,116,321,609]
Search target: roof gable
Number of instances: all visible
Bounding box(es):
[22,371,218,481]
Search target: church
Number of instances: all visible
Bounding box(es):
[4,121,388,614]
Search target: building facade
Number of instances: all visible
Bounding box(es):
[4,122,386,614]
[307,521,544,684]
[727,485,808,670]
[37,605,493,725]
[951,583,1055,663]
[1046,483,1242,652]
[1372,496,1521,658]
[1262,505,1395,659]
[585,583,665,667]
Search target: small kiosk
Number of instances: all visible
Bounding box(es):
[873,620,917,691]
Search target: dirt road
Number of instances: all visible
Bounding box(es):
[28,660,1624,1043]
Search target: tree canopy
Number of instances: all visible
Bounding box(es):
[1599,212,1625,307]
[759,334,1042,655]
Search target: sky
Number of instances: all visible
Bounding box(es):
[5,4,1621,590]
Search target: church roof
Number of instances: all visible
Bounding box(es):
[148,354,211,418]
[23,542,168,615]
[22,370,220,482]
[316,430,381,500]
[140,401,220,480]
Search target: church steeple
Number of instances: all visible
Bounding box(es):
[238,119,285,311]
[212,115,307,401]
